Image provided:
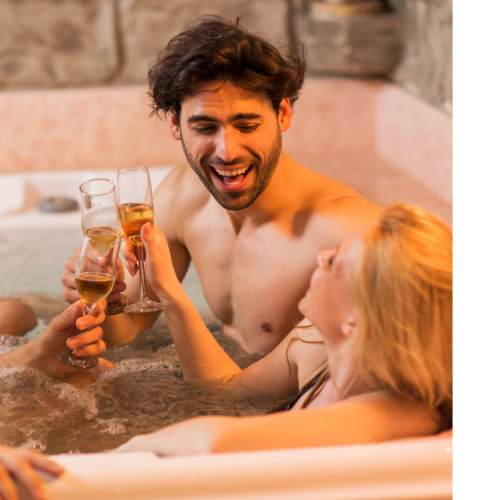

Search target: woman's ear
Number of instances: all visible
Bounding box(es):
[341,315,357,338]
[168,113,181,140]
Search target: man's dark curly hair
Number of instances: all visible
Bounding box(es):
[148,15,307,119]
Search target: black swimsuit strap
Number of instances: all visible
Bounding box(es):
[267,367,329,414]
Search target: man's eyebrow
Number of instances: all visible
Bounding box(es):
[186,115,218,124]
[186,113,262,124]
[230,113,262,122]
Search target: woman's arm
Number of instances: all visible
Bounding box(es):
[0,444,64,500]
[116,390,441,456]
[0,301,107,376]
[136,223,313,395]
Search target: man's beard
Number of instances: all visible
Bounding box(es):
[180,128,282,211]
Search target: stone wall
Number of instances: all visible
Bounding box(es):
[0,0,291,88]
[0,0,451,110]
[388,0,453,112]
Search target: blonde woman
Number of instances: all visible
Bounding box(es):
[117,203,452,455]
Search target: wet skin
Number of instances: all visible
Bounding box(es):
[62,81,381,354]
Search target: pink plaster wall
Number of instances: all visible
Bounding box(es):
[375,85,452,204]
[0,86,185,174]
[0,79,452,220]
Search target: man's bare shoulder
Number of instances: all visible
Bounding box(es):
[293,163,382,245]
[154,163,211,232]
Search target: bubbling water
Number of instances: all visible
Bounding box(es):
[0,312,287,455]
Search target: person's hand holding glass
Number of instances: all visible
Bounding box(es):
[117,166,165,313]
[58,228,121,369]
[80,178,129,314]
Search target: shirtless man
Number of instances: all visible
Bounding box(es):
[61,15,380,354]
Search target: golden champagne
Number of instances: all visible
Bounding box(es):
[75,272,115,305]
[119,203,154,246]
[81,226,120,254]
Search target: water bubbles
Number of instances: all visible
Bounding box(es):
[0,335,27,355]
[21,439,47,453]
[0,316,287,454]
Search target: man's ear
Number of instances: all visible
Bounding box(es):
[278,98,292,132]
[168,112,181,141]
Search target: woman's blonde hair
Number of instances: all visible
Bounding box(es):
[352,204,452,428]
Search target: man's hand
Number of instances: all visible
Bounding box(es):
[0,444,64,500]
[61,245,127,304]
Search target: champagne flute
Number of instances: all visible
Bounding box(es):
[80,178,129,314]
[58,228,121,369]
[117,166,165,313]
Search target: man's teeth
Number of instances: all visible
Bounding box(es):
[214,166,250,177]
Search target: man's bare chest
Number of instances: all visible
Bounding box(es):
[183,222,318,351]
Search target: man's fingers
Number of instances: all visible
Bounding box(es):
[73,339,106,358]
[67,326,103,350]
[49,301,84,332]
[111,281,126,294]
[75,304,106,332]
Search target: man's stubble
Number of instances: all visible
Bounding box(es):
[179,126,283,211]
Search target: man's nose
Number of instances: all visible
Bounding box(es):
[214,128,238,162]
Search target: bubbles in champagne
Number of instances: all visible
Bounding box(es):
[82,207,120,236]
[119,203,154,246]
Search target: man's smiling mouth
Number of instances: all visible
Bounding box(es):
[210,165,253,185]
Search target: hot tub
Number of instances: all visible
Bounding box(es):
[0,79,452,499]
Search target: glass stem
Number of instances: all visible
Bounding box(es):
[82,303,94,317]
[137,244,150,301]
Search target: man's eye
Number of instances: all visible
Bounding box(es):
[194,127,215,134]
[238,124,259,133]
[328,255,335,266]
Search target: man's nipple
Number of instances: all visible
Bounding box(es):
[261,322,274,334]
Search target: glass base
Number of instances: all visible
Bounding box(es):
[105,294,130,316]
[58,349,99,369]
[123,298,165,313]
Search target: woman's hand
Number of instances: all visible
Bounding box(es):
[114,416,234,457]
[122,223,182,303]
[0,444,64,500]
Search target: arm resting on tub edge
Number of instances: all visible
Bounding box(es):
[116,390,442,456]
